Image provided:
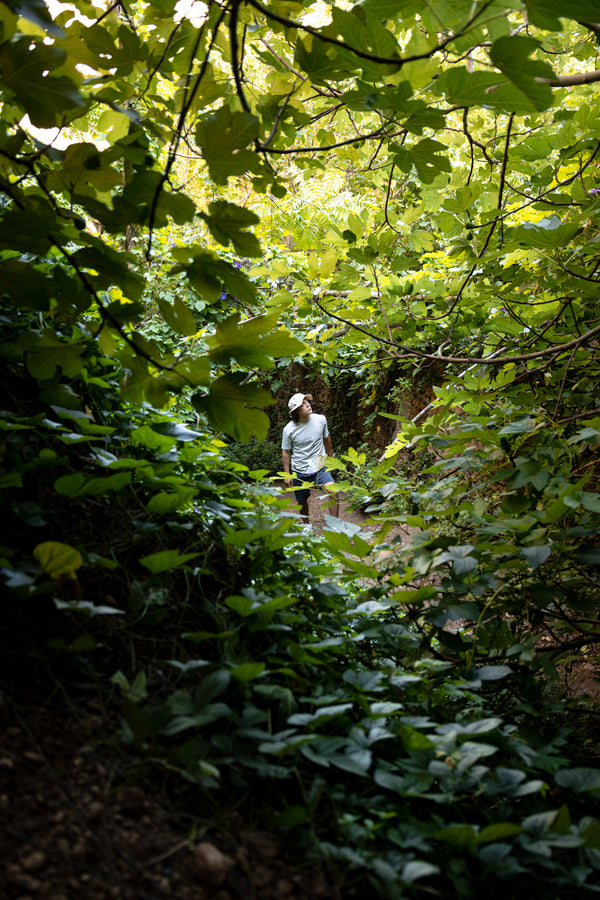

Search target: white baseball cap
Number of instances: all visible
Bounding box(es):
[288,392,313,413]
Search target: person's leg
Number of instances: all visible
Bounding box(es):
[299,495,310,522]
[322,482,339,517]
[317,469,339,518]
[293,480,311,524]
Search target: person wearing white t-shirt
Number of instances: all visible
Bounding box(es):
[281,392,339,523]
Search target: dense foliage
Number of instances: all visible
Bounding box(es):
[1,0,600,896]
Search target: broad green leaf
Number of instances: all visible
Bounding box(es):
[294,33,353,85]
[521,545,551,569]
[230,662,266,683]
[5,0,63,34]
[192,374,273,441]
[174,250,257,304]
[507,216,579,249]
[122,171,195,227]
[34,541,82,579]
[524,0,600,29]
[156,296,198,336]
[147,488,196,514]
[477,823,524,843]
[130,425,176,452]
[393,138,452,184]
[0,204,56,255]
[555,768,600,794]
[434,66,512,108]
[488,36,554,113]
[200,200,261,257]
[195,108,259,185]
[471,665,513,681]
[0,36,86,127]
[402,861,440,883]
[139,549,200,573]
[434,824,478,845]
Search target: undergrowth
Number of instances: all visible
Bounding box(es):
[1,319,600,898]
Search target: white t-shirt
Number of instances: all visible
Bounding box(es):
[282,414,329,475]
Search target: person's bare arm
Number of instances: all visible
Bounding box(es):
[282,448,293,487]
[324,435,334,458]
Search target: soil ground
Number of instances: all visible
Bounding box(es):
[0,696,330,900]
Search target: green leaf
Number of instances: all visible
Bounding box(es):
[33,541,82,579]
[147,488,196,514]
[195,108,259,185]
[175,250,257,304]
[393,138,452,184]
[207,313,280,368]
[139,549,200,573]
[4,0,63,35]
[434,824,478,846]
[200,200,261,257]
[122,171,196,227]
[402,861,440,883]
[524,0,600,29]
[521,545,551,569]
[230,662,266,683]
[434,66,512,109]
[288,703,353,726]
[575,547,600,564]
[294,33,351,85]
[156,296,198,336]
[0,36,86,127]
[507,216,579,249]
[477,823,524,844]
[471,665,513,681]
[555,768,600,793]
[488,36,554,113]
[192,374,273,441]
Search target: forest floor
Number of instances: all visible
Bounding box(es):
[1,491,597,899]
[0,492,378,900]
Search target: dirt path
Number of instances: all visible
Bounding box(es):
[277,482,420,551]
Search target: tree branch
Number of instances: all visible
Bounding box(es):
[314,289,600,366]
[245,0,495,68]
[536,70,600,86]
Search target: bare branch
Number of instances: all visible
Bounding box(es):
[536,69,600,86]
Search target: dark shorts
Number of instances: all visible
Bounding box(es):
[293,467,334,504]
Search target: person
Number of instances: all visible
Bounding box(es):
[281,392,339,524]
